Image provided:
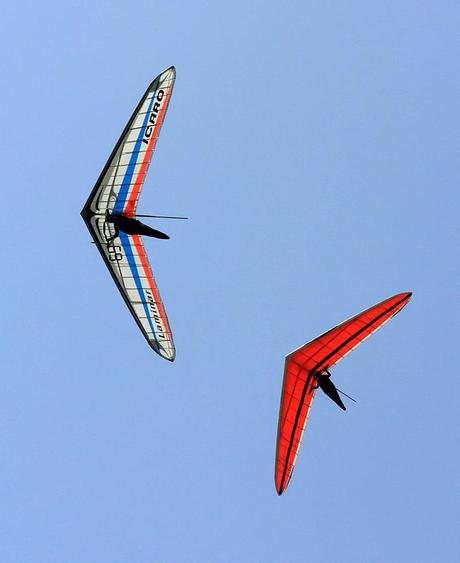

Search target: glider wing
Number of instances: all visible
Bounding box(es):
[82,66,175,219]
[81,68,176,360]
[275,292,412,494]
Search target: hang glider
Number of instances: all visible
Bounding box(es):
[81,67,177,361]
[274,292,412,495]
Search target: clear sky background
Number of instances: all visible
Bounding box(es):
[1,1,459,561]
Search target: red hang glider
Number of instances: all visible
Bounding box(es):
[274,292,412,495]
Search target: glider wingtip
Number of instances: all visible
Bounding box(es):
[149,340,176,362]
[163,348,176,362]
[275,474,288,495]
[277,482,288,495]
[400,291,413,304]
[149,66,176,90]
[159,350,176,362]
[163,65,176,77]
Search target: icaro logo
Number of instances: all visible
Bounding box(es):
[142,90,164,145]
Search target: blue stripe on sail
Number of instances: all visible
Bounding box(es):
[119,232,157,338]
[113,89,157,214]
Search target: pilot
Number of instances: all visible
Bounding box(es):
[105,211,169,242]
[312,368,346,410]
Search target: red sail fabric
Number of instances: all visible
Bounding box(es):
[275,292,412,495]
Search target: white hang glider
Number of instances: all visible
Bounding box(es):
[81,67,177,361]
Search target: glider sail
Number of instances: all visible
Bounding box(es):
[275,292,412,495]
[81,67,176,361]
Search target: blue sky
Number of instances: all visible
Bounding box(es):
[1,1,459,561]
